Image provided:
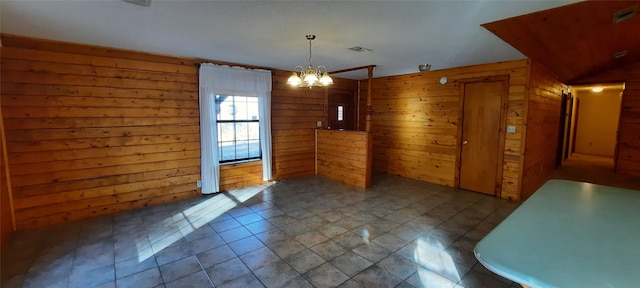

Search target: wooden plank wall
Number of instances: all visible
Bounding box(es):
[1,35,202,229]
[219,161,264,192]
[617,62,640,176]
[271,71,325,180]
[1,152,11,249]
[1,145,11,248]
[0,34,357,229]
[316,129,372,188]
[521,61,566,199]
[369,60,530,200]
[270,73,358,180]
[1,93,14,247]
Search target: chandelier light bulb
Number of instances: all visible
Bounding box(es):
[319,72,333,85]
[304,68,319,85]
[287,72,302,86]
[304,74,318,85]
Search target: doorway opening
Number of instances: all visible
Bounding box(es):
[327,89,357,130]
[556,83,625,177]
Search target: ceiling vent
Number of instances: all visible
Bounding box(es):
[348,46,373,52]
[612,5,637,23]
[123,0,152,7]
[613,50,628,59]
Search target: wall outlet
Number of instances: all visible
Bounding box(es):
[196,180,202,188]
[507,125,517,134]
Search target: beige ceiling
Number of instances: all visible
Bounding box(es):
[0,0,580,80]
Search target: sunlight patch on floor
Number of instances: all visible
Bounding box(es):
[415,237,461,285]
[135,184,268,263]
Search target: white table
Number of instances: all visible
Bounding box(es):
[474,179,640,288]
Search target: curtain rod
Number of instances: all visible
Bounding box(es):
[195,62,279,75]
[194,61,272,71]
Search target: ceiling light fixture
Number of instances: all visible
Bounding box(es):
[287,35,333,88]
[592,86,603,93]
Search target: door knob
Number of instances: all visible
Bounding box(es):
[463,140,468,145]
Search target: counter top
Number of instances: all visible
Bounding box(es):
[474,179,640,288]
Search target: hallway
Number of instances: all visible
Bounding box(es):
[550,153,640,191]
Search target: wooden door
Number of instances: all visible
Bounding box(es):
[459,80,506,195]
[328,90,356,130]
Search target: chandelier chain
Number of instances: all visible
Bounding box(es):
[308,38,313,67]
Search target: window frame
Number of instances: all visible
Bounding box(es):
[215,94,261,164]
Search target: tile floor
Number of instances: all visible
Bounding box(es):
[1,174,523,288]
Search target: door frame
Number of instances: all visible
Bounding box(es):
[614,83,626,173]
[556,90,570,167]
[570,97,580,154]
[564,94,574,160]
[455,75,509,197]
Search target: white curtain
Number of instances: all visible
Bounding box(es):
[198,63,272,194]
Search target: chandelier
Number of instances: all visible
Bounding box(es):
[287,35,333,88]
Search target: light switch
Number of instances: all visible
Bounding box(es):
[507,125,516,134]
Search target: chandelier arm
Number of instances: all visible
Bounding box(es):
[294,65,306,78]
[316,65,327,74]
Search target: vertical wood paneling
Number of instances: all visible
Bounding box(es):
[369,60,530,200]
[521,61,566,199]
[617,62,640,175]
[316,129,371,188]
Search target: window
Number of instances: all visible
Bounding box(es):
[337,105,344,121]
[216,95,260,163]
